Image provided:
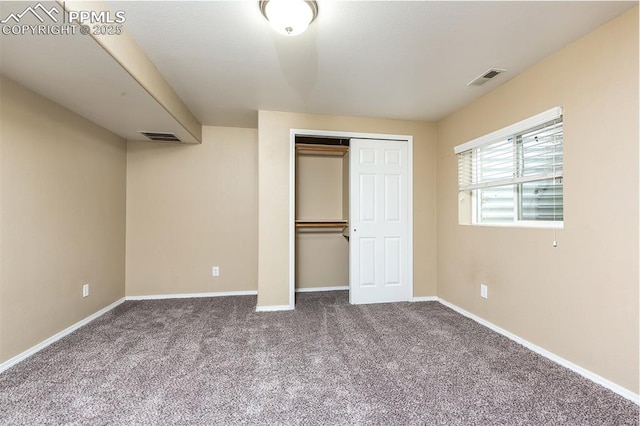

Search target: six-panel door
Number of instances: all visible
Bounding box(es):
[350,138,410,304]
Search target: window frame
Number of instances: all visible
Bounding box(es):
[455,107,564,229]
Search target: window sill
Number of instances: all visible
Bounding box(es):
[465,221,564,229]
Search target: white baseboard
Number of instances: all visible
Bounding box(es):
[295,286,349,293]
[438,298,640,404]
[0,298,125,374]
[411,296,438,302]
[126,290,258,300]
[255,304,294,312]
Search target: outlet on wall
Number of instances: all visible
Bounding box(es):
[82,283,89,298]
[480,284,488,299]
[212,266,220,277]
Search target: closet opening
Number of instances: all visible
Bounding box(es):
[294,135,350,297]
[289,129,414,308]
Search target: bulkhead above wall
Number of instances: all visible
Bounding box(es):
[0,0,202,144]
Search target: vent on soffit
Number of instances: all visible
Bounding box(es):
[138,131,182,143]
[467,68,506,86]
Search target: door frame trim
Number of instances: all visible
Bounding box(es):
[289,129,413,308]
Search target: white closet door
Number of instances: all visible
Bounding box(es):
[349,138,410,304]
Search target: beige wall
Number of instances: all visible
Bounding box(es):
[295,152,349,289]
[295,232,349,289]
[126,126,258,296]
[258,111,437,307]
[436,7,639,394]
[296,153,345,220]
[0,76,126,363]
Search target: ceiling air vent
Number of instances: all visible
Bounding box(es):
[139,131,182,143]
[467,68,506,86]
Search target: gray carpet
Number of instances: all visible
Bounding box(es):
[0,291,637,425]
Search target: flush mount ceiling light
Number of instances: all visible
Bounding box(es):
[259,0,318,36]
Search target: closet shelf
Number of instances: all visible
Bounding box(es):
[295,144,349,154]
[295,220,348,228]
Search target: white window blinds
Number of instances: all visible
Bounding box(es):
[455,107,563,192]
[454,107,563,225]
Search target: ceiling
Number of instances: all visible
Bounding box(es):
[0,1,636,140]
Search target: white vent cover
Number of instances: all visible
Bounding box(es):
[138,131,182,142]
[467,68,506,86]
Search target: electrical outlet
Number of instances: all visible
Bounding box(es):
[82,283,89,298]
[212,266,220,277]
[480,284,488,299]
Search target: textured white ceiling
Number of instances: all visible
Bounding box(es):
[1,1,636,136]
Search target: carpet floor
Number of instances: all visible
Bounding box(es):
[0,291,637,425]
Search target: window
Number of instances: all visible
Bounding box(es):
[454,107,563,227]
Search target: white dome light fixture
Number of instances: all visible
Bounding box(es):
[259,0,318,36]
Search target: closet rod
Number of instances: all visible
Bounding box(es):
[295,220,348,228]
[295,144,349,153]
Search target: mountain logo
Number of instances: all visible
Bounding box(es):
[1,3,60,24]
